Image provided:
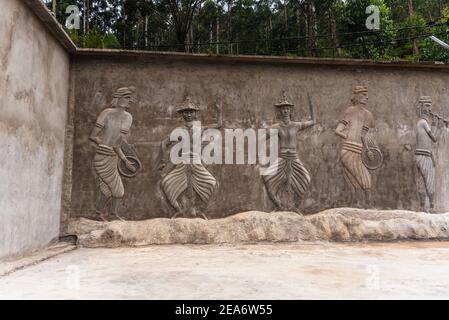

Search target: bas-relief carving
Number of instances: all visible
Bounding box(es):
[89,87,141,221]
[85,85,449,220]
[414,96,442,212]
[335,86,383,207]
[261,93,316,213]
[159,97,223,219]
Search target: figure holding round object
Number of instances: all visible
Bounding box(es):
[335,85,382,207]
[119,155,142,177]
[89,86,138,221]
[362,147,383,171]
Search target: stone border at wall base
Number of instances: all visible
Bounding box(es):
[69,208,449,248]
[0,243,77,277]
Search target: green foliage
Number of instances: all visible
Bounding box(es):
[337,0,397,59]
[420,7,449,62]
[67,28,120,49]
[45,0,449,61]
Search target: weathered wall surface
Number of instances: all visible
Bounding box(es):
[0,0,70,259]
[70,54,449,220]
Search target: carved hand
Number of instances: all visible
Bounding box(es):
[158,161,166,171]
[214,98,222,111]
[335,130,347,140]
[89,136,102,145]
[125,160,137,173]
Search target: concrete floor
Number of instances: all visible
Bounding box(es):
[1,241,449,299]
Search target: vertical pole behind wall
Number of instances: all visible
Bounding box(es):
[52,0,57,15]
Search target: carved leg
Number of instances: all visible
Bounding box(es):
[199,212,209,220]
[348,189,355,207]
[96,192,110,220]
[364,190,371,208]
[274,198,284,211]
[294,208,303,216]
[111,198,125,221]
[171,211,181,219]
[418,192,427,212]
[429,194,435,211]
[266,190,283,212]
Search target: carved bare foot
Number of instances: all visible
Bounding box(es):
[199,213,208,220]
[111,213,125,221]
[274,202,283,212]
[171,212,180,219]
[95,211,109,222]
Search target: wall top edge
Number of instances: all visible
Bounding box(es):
[23,0,77,53]
[74,48,449,70]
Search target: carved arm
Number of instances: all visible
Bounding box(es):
[335,122,348,140]
[89,126,103,145]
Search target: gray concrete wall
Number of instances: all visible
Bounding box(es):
[0,0,70,259]
[69,54,449,220]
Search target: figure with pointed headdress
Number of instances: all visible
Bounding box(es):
[415,96,439,212]
[159,97,222,219]
[89,87,140,220]
[261,92,316,212]
[335,85,381,207]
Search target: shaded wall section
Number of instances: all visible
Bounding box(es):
[0,0,70,259]
[69,54,449,220]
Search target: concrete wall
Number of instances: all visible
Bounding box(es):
[0,0,70,259]
[69,54,449,220]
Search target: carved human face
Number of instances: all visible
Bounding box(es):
[118,95,133,109]
[356,92,369,105]
[182,110,197,122]
[279,106,291,119]
[420,102,432,117]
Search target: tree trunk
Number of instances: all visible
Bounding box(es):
[306,0,317,57]
[408,0,419,56]
[297,8,301,54]
[86,0,90,33]
[83,0,86,35]
[227,1,232,54]
[284,0,288,30]
[330,9,341,57]
[216,13,220,54]
[282,0,288,54]
[210,21,213,44]
[145,16,148,49]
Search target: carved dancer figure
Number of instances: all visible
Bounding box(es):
[262,93,316,212]
[89,87,138,220]
[415,96,439,212]
[335,86,381,207]
[159,97,222,219]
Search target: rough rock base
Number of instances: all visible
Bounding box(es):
[68,208,449,248]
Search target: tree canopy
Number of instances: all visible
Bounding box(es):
[44,0,449,61]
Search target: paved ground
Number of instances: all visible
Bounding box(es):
[1,241,449,299]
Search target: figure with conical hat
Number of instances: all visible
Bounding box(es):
[415,96,439,212]
[159,97,222,219]
[335,85,380,207]
[261,92,316,212]
[89,87,138,220]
